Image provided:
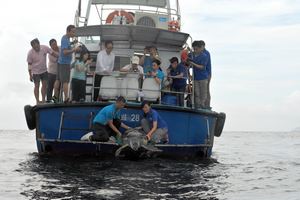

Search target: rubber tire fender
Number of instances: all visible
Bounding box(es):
[214,112,226,137]
[24,105,36,130]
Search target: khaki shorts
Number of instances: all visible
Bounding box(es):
[57,63,71,83]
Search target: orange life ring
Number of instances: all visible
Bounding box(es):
[181,49,189,62]
[106,10,134,24]
[168,20,180,32]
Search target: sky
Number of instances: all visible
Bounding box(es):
[0,0,299,131]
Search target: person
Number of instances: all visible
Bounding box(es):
[27,38,58,104]
[83,96,131,143]
[94,41,115,101]
[120,55,144,87]
[54,25,80,103]
[188,40,209,109]
[200,40,212,108]
[120,55,144,75]
[47,39,60,102]
[140,101,168,144]
[140,46,160,77]
[168,57,187,106]
[71,51,93,102]
[147,59,164,87]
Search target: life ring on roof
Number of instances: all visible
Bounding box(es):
[168,20,180,32]
[106,10,134,24]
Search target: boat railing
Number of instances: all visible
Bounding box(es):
[75,73,192,107]
[75,0,181,29]
[97,7,180,25]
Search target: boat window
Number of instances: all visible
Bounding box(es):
[114,56,130,71]
[81,36,100,44]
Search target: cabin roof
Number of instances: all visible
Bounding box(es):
[91,0,167,8]
[76,25,189,48]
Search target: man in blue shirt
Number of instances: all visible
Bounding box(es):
[201,40,212,108]
[82,96,131,143]
[188,40,209,109]
[140,46,160,77]
[140,101,168,144]
[168,57,187,106]
[54,25,80,103]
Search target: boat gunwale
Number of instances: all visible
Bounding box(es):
[38,138,213,148]
[33,102,220,117]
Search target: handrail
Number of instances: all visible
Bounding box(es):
[98,6,181,25]
[75,0,181,28]
[81,73,192,106]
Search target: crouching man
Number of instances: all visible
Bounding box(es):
[141,101,169,144]
[81,96,131,143]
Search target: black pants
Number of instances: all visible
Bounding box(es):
[91,119,121,142]
[47,73,56,101]
[93,74,104,101]
[72,78,86,102]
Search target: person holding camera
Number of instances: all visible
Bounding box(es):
[54,25,81,103]
[71,51,93,102]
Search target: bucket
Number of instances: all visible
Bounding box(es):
[161,95,177,106]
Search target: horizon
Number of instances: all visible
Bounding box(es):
[0,0,299,131]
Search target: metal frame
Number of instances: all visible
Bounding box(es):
[75,0,181,28]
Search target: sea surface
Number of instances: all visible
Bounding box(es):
[0,130,299,200]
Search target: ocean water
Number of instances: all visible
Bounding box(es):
[0,130,299,200]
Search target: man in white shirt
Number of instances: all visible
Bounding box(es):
[94,41,115,101]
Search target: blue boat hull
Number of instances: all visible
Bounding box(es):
[25,102,225,159]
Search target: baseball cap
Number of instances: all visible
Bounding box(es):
[131,56,140,64]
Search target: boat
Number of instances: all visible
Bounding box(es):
[24,0,226,159]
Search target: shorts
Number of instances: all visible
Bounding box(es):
[33,72,48,83]
[57,63,71,83]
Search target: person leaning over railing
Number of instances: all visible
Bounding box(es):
[120,55,144,88]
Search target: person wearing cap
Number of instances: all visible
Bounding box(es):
[81,96,131,143]
[27,38,59,104]
[168,57,187,106]
[121,56,144,88]
[140,101,168,144]
[120,56,144,76]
